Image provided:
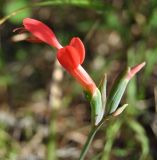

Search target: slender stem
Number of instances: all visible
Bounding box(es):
[47,112,57,160]
[0,0,104,25]
[79,115,112,160]
[79,127,98,160]
[79,120,104,160]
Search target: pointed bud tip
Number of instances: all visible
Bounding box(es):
[127,62,146,80]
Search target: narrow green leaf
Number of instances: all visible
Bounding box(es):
[101,120,122,160]
[128,120,149,159]
[3,0,31,24]
[0,0,105,25]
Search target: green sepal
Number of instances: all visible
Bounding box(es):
[106,68,129,114]
[99,74,107,113]
[90,88,103,126]
[84,90,92,101]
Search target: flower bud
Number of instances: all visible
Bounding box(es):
[106,62,145,114]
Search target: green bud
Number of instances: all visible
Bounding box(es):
[106,69,129,114]
[106,62,145,115]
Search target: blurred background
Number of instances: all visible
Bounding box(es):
[0,0,157,160]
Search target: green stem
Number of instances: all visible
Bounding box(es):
[0,0,104,25]
[47,112,57,160]
[79,115,112,160]
[79,119,105,160]
[79,127,98,160]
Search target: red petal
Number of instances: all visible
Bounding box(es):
[57,46,80,71]
[23,18,62,49]
[69,37,85,64]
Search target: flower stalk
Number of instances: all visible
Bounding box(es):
[79,127,98,160]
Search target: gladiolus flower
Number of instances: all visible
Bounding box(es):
[16,18,96,95]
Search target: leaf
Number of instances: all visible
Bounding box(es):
[101,120,122,160]
[128,120,149,159]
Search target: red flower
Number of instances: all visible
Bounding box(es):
[17,18,96,95]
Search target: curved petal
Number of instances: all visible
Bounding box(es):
[69,37,85,64]
[23,18,62,49]
[57,46,80,71]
